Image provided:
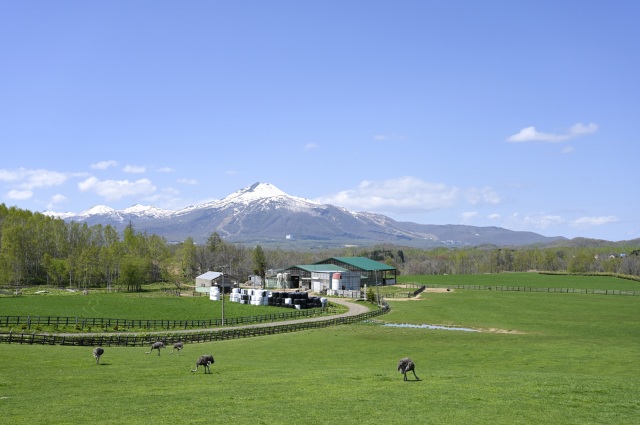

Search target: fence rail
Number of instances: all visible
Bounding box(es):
[0,303,390,347]
[0,307,329,331]
[423,284,639,296]
[381,285,427,298]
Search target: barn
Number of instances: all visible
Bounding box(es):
[313,257,397,285]
[195,271,238,293]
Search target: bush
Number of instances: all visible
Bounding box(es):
[366,287,376,303]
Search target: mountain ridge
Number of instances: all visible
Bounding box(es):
[47,182,567,248]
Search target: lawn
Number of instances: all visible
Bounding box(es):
[399,272,640,291]
[1,275,639,424]
[0,288,284,319]
[0,287,347,333]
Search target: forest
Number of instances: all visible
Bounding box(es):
[1,203,639,290]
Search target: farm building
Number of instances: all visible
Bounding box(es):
[314,257,397,285]
[278,264,351,290]
[195,271,238,293]
[311,270,361,293]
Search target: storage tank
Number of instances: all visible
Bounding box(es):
[331,273,341,291]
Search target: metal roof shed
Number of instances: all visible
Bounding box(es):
[314,257,397,285]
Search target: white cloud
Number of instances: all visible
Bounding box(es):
[373,133,405,142]
[487,213,501,220]
[461,211,478,222]
[507,212,564,229]
[0,168,68,189]
[569,122,599,136]
[7,189,33,200]
[46,194,68,210]
[78,176,156,201]
[50,194,67,204]
[561,146,575,154]
[0,169,20,182]
[315,177,459,212]
[139,187,183,209]
[157,167,174,173]
[91,160,117,170]
[465,187,500,205]
[570,216,619,227]
[305,143,319,150]
[507,122,598,143]
[123,165,146,173]
[178,178,198,185]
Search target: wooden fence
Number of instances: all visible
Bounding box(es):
[0,303,390,347]
[424,284,639,296]
[0,307,329,331]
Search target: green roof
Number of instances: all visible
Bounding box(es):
[287,264,349,273]
[317,257,395,271]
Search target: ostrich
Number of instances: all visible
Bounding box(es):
[191,354,215,374]
[397,357,419,381]
[93,347,104,364]
[170,342,184,355]
[145,341,166,356]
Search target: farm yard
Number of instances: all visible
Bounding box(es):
[1,273,639,424]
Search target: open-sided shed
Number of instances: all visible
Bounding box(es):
[314,257,397,285]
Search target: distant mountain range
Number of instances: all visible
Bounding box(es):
[48,182,567,248]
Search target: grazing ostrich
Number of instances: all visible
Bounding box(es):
[93,347,104,364]
[145,341,166,356]
[191,354,215,374]
[397,357,419,381]
[170,342,184,355]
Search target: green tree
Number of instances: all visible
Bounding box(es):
[179,237,197,280]
[252,245,267,287]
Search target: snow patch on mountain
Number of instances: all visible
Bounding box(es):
[80,205,116,217]
[121,204,173,217]
[218,182,321,209]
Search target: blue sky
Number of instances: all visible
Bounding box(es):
[1,1,638,241]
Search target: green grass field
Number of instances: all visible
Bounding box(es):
[399,272,640,291]
[0,288,284,319]
[0,288,346,333]
[1,274,639,424]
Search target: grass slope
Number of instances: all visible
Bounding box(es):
[1,276,639,424]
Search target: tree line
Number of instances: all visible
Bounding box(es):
[1,204,639,289]
[0,204,325,290]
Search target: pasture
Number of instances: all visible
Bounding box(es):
[1,274,639,424]
[0,288,346,333]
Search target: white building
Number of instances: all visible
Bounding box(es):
[195,271,236,293]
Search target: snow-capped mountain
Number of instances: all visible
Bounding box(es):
[51,182,566,248]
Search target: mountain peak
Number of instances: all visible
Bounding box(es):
[81,205,116,217]
[122,204,172,217]
[227,182,287,201]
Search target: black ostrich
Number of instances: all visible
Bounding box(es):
[145,341,166,356]
[397,357,419,381]
[191,355,215,374]
[93,347,104,364]
[170,342,184,355]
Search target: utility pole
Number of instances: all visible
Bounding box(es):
[218,265,226,326]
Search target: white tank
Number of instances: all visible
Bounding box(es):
[331,272,341,291]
